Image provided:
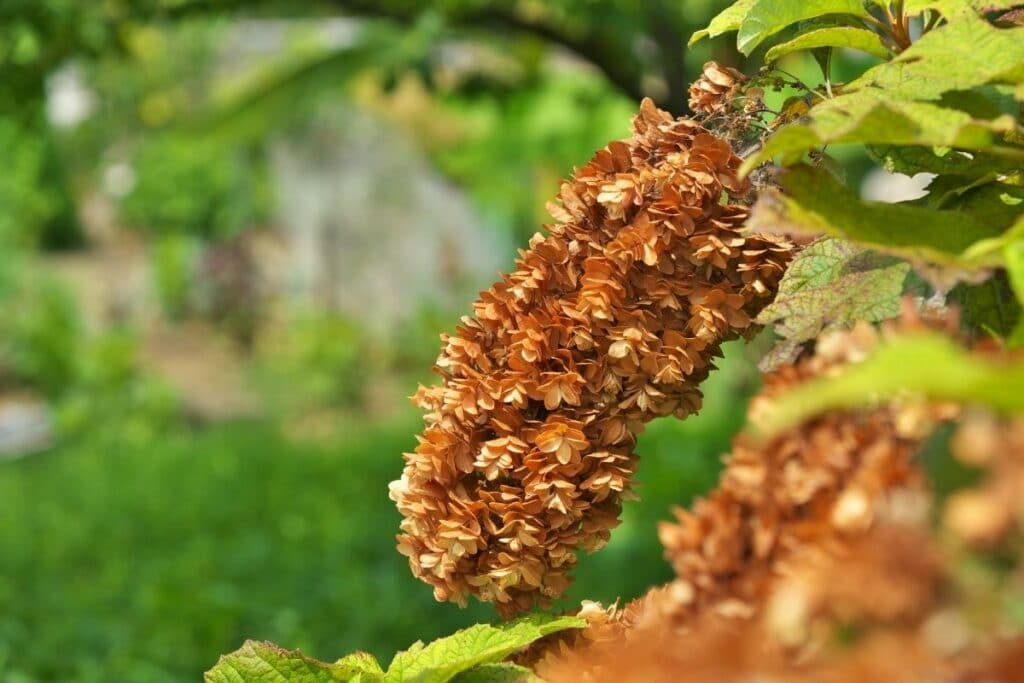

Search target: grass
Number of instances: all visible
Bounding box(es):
[0,348,753,682]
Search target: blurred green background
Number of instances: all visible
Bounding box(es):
[0,2,887,681]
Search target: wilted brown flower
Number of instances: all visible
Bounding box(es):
[652,321,953,628]
[391,98,793,613]
[533,317,1024,683]
[688,61,747,116]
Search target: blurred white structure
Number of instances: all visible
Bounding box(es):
[861,168,935,203]
[269,105,508,333]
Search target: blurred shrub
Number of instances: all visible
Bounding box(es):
[255,312,370,413]
[55,328,180,446]
[119,134,268,240]
[151,234,200,321]
[0,258,80,397]
[0,118,69,248]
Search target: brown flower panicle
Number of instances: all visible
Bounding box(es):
[534,317,1024,682]
[391,98,793,614]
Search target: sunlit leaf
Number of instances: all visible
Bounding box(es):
[689,0,758,46]
[337,652,385,681]
[383,614,584,683]
[735,0,869,55]
[752,331,1024,439]
[205,641,350,683]
[847,12,1024,101]
[905,0,1024,16]
[764,26,890,61]
[742,90,1021,172]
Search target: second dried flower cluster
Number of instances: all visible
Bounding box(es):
[390,98,792,613]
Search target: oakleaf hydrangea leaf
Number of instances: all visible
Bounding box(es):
[383,614,583,683]
[847,11,1024,101]
[689,0,758,46]
[765,26,891,61]
[747,165,1021,278]
[742,90,1020,172]
[869,145,1022,177]
[205,641,351,683]
[450,663,538,683]
[336,652,385,681]
[735,0,869,55]
[756,238,910,369]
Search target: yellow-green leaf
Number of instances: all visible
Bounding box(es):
[752,330,1024,439]
[205,641,351,683]
[742,90,1021,173]
[736,0,870,55]
[848,11,1024,101]
[765,26,891,61]
[689,0,758,46]
[383,614,583,683]
[748,165,1021,274]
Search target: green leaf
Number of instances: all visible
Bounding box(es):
[847,12,1024,101]
[752,330,1024,439]
[765,26,891,61]
[756,238,910,369]
[205,641,350,683]
[743,89,1021,173]
[948,273,1022,338]
[384,614,584,683]
[747,166,1020,275]
[1004,225,1024,306]
[689,0,758,46]
[337,652,386,681]
[450,663,538,683]
[735,0,870,55]
[905,0,1024,16]
[869,145,1023,177]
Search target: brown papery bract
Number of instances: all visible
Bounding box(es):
[390,98,793,613]
[534,317,1024,683]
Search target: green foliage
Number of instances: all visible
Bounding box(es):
[744,91,1019,171]
[382,614,582,683]
[764,26,891,62]
[0,259,80,397]
[0,420,489,682]
[735,0,870,55]
[120,133,267,240]
[753,330,1024,438]
[756,238,910,368]
[54,328,181,445]
[749,165,1021,275]
[152,234,200,321]
[694,0,1024,358]
[207,615,582,683]
[255,312,370,413]
[0,118,72,247]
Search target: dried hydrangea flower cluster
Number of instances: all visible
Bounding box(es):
[533,315,1024,682]
[688,61,747,116]
[391,98,793,613]
[652,319,958,627]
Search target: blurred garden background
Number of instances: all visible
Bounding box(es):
[0,2,891,681]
